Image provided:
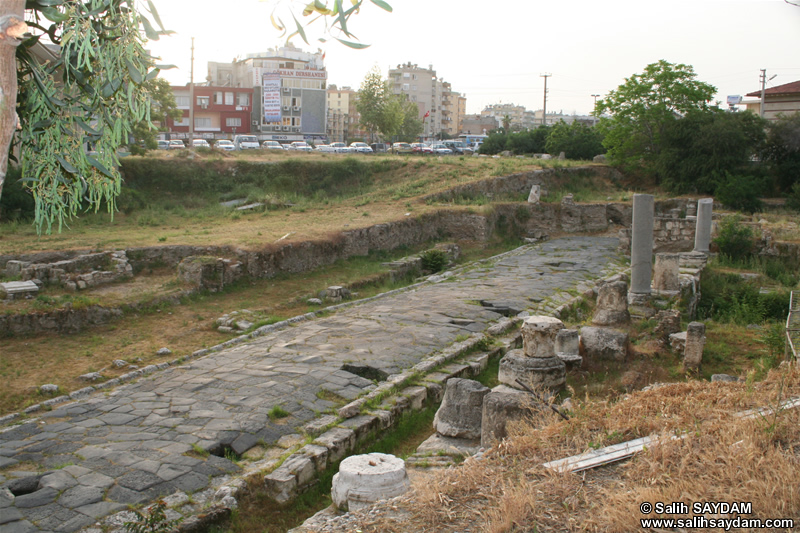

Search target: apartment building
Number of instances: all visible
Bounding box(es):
[388,63,466,140]
[168,86,253,139]
[326,84,366,143]
[481,103,535,131]
[207,45,327,143]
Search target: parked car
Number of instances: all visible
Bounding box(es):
[316,144,336,153]
[329,142,352,154]
[371,143,389,153]
[157,140,170,150]
[262,140,284,150]
[191,139,210,149]
[349,142,373,153]
[216,139,235,151]
[287,141,312,152]
[233,135,260,150]
[392,142,413,154]
[442,140,474,155]
[168,140,185,150]
[410,142,433,154]
[430,143,453,155]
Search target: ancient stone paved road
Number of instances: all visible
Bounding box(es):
[0,237,621,532]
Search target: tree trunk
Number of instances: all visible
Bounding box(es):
[0,0,26,207]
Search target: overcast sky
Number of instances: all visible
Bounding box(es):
[147,0,800,116]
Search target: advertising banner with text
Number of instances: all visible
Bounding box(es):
[262,73,281,123]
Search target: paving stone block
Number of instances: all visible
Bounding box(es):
[264,469,297,505]
[13,487,59,508]
[117,470,162,491]
[337,415,378,443]
[38,470,78,491]
[313,427,356,464]
[74,500,127,519]
[57,485,104,508]
[401,386,427,410]
[298,444,329,473]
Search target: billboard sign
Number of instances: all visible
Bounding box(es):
[262,73,281,123]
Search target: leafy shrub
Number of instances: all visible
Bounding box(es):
[786,182,800,212]
[479,131,508,155]
[544,121,604,160]
[506,126,550,155]
[697,269,789,324]
[713,215,755,262]
[715,172,764,213]
[419,249,448,273]
[0,166,35,221]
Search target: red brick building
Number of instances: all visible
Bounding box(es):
[167,85,254,140]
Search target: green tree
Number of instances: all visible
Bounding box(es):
[356,66,390,142]
[1,0,391,232]
[596,60,716,178]
[129,77,182,154]
[506,126,550,155]
[396,98,423,142]
[656,109,766,194]
[762,112,800,192]
[479,130,508,155]
[501,114,511,132]
[544,121,605,160]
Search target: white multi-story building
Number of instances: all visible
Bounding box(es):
[207,45,328,143]
[388,63,466,140]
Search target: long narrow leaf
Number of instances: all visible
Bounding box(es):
[55,155,78,174]
[334,36,370,49]
[85,154,114,178]
[291,12,309,44]
[146,0,166,30]
[125,59,143,84]
[370,0,392,11]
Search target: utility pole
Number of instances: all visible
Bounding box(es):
[540,73,551,126]
[759,69,776,119]
[189,37,195,140]
[591,94,600,126]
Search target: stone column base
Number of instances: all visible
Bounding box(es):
[498,350,566,391]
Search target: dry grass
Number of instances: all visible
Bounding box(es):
[0,153,579,255]
[340,366,800,532]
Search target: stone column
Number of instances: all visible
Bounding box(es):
[527,184,541,204]
[331,453,410,511]
[683,321,706,371]
[555,329,582,368]
[592,281,631,326]
[693,198,713,254]
[630,194,654,298]
[499,316,566,391]
[653,253,680,292]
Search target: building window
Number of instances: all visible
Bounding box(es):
[173,117,189,126]
[175,95,190,108]
[403,72,410,79]
[195,117,211,128]
[226,117,242,127]
[402,84,409,91]
[213,92,223,105]
[225,92,234,105]
[197,96,209,107]
[237,93,250,106]
[412,74,417,80]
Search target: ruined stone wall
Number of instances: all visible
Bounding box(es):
[619,217,697,255]
[422,166,624,203]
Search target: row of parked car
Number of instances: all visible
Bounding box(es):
[157,137,477,155]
